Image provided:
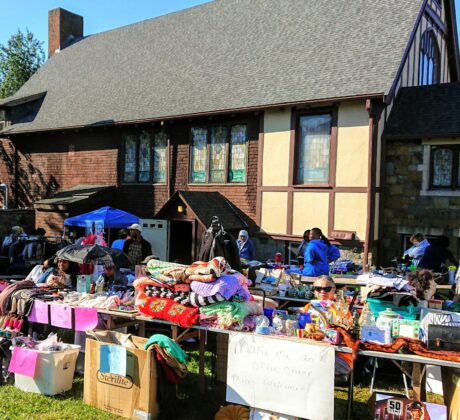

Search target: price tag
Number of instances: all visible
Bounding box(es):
[387,399,403,416]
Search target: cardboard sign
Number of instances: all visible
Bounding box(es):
[226,333,334,420]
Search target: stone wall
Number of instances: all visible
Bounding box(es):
[381,140,460,265]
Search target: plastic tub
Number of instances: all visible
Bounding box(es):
[367,298,418,320]
[14,344,80,395]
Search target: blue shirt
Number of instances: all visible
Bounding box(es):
[111,239,127,250]
[302,239,330,276]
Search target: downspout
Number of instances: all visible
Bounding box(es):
[14,143,18,208]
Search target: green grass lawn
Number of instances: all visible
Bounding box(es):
[0,349,445,420]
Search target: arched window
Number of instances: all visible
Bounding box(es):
[419,29,440,86]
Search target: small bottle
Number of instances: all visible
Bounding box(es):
[90,281,96,294]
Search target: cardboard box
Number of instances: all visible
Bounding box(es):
[83,333,159,419]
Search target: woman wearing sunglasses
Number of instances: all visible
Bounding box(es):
[303,276,353,381]
[302,227,340,276]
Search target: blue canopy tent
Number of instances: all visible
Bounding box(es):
[64,206,140,244]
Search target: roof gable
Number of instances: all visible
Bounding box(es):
[3,0,424,133]
[156,191,247,230]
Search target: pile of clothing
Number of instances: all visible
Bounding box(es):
[134,257,262,329]
[60,292,124,309]
[144,334,187,419]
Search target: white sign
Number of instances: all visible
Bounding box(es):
[226,333,335,420]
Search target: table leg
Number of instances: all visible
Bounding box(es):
[199,329,206,393]
[347,366,354,420]
[412,363,426,401]
[138,320,145,337]
[171,325,178,340]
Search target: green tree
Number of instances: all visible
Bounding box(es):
[0,29,45,98]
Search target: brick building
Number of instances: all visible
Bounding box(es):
[0,1,459,264]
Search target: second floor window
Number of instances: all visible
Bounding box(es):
[296,113,332,184]
[190,124,247,183]
[430,145,460,189]
[123,131,167,183]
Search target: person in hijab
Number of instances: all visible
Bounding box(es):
[236,230,255,261]
[198,216,241,270]
[302,227,340,276]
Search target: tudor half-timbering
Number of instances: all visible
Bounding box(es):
[0,0,459,264]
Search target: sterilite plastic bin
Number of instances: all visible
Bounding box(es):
[14,344,81,395]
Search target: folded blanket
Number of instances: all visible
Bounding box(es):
[199,301,250,328]
[185,257,230,278]
[191,274,251,300]
[189,291,226,307]
[186,274,216,283]
[137,296,199,327]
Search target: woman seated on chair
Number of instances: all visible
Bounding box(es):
[303,276,352,380]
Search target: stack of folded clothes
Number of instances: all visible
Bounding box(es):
[134,257,262,329]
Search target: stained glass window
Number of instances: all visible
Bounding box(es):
[153,132,167,183]
[210,126,227,183]
[297,114,331,184]
[229,124,247,182]
[190,123,248,184]
[123,135,137,182]
[432,148,453,187]
[419,30,440,86]
[191,128,208,183]
[138,131,151,182]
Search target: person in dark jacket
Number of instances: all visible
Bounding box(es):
[198,216,241,271]
[418,236,458,273]
[123,224,152,267]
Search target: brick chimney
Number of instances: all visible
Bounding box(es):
[48,8,83,58]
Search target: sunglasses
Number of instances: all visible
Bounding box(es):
[314,286,333,292]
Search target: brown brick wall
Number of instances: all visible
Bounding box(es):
[381,140,460,264]
[0,112,260,235]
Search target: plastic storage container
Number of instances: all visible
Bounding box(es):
[367,298,418,320]
[14,344,80,395]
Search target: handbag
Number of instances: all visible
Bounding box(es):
[427,325,460,351]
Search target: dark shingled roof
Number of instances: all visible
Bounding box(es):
[2,0,424,134]
[385,82,460,139]
[156,191,247,230]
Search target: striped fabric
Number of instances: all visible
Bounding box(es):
[189,291,226,308]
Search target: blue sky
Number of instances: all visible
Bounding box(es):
[0,0,459,54]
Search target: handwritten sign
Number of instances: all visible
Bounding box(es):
[226,333,335,420]
[28,300,49,324]
[50,304,72,329]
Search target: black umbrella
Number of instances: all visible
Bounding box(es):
[55,244,131,268]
